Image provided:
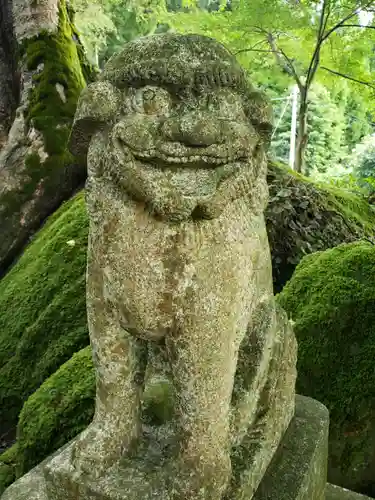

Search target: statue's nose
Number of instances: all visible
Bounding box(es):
[160,113,222,147]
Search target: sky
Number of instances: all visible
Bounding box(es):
[358,10,374,26]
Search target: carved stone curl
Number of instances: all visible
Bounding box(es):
[64,33,296,500]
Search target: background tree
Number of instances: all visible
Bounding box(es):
[151,0,375,173]
[74,0,152,67]
[271,83,347,176]
[73,0,117,66]
[348,134,375,192]
[0,0,95,277]
[0,0,18,147]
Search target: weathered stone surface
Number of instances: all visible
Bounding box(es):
[0,441,69,500]
[326,484,373,500]
[68,32,296,499]
[1,33,297,500]
[254,395,329,500]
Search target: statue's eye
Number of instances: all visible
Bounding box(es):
[132,86,172,115]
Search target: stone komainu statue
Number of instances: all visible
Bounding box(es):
[63,33,296,500]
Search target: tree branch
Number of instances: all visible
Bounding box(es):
[305,0,328,89]
[321,66,375,90]
[278,46,303,89]
[263,31,303,88]
[321,0,375,42]
[338,23,375,29]
[234,48,275,55]
[233,38,271,56]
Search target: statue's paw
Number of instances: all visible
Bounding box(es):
[71,422,131,479]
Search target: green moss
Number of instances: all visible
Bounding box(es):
[9,353,174,479]
[15,346,95,477]
[0,445,18,495]
[0,192,89,432]
[315,181,375,235]
[142,378,175,426]
[277,241,375,492]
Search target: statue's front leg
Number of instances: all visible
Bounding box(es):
[165,319,240,500]
[71,258,147,479]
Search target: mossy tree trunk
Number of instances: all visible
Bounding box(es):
[0,0,18,148]
[0,0,95,277]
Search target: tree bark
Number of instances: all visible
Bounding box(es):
[0,0,18,147]
[0,0,95,277]
[294,88,308,174]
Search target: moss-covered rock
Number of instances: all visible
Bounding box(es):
[277,241,375,496]
[15,347,95,479]
[0,346,94,494]
[0,445,18,495]
[266,162,375,292]
[0,348,174,488]
[0,193,88,436]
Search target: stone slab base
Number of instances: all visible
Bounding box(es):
[42,363,294,500]
[326,484,373,500]
[253,395,329,500]
[1,395,330,500]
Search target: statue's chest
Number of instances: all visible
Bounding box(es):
[87,191,264,338]
[91,194,257,284]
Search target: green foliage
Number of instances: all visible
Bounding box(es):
[337,90,373,151]
[98,3,151,66]
[71,0,375,171]
[277,241,375,492]
[348,134,375,193]
[315,171,367,196]
[74,2,116,65]
[0,193,89,432]
[73,0,153,66]
[147,0,375,172]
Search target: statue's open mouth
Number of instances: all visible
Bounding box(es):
[133,150,229,168]
[114,137,249,169]
[131,149,249,171]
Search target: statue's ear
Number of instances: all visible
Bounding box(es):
[246,91,274,148]
[68,81,122,157]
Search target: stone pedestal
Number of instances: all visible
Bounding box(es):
[0,395,335,500]
[325,484,373,500]
[254,395,329,500]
